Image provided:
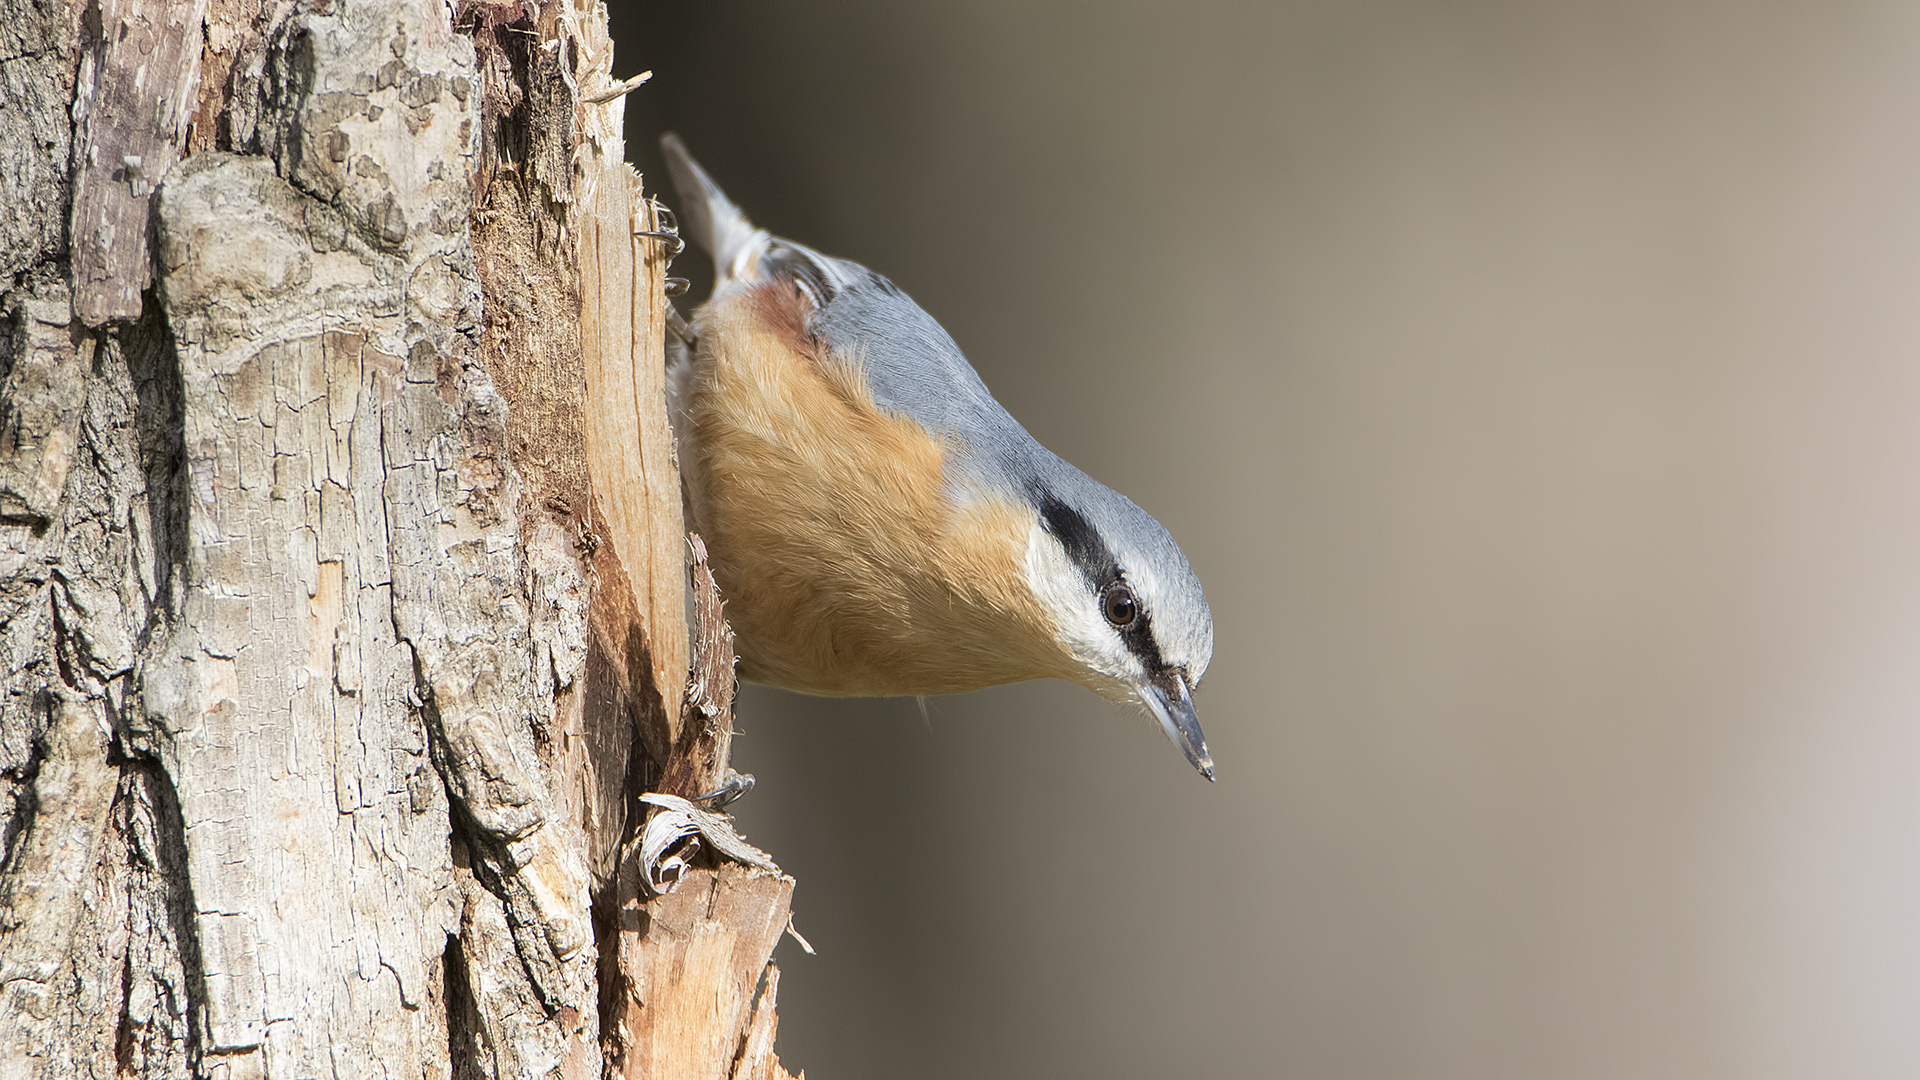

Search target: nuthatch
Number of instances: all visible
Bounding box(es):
[660,135,1216,779]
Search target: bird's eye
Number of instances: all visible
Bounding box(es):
[1101,582,1140,628]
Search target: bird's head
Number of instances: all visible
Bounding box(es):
[1019,482,1216,779]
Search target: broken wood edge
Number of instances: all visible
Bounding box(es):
[658,530,739,801]
[564,10,803,1079]
[577,50,687,746]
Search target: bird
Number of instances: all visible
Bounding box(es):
[658,134,1217,779]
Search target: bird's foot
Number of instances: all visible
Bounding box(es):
[693,768,755,811]
[633,202,685,257]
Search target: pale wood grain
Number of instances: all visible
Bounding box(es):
[1,2,805,1075]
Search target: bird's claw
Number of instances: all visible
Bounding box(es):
[633,203,686,258]
[694,769,755,811]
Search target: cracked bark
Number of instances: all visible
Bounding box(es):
[0,1,800,1077]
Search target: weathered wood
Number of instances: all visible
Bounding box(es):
[577,50,688,749]
[559,10,802,1079]
[0,696,120,1078]
[0,288,89,522]
[69,0,209,325]
[131,0,606,1062]
[610,862,798,1080]
[0,0,78,284]
[661,534,740,803]
[733,964,804,1080]
[1,1,805,1075]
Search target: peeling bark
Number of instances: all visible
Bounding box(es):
[1,0,803,1077]
[69,0,209,325]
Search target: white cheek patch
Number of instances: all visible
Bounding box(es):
[1023,523,1140,700]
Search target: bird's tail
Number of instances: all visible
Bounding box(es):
[659,133,765,284]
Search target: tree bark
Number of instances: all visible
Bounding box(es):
[0,1,800,1076]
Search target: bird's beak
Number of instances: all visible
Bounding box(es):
[1140,668,1214,781]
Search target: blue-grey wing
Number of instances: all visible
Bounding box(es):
[793,251,1044,482]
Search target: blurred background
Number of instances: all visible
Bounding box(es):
[612,3,1920,1077]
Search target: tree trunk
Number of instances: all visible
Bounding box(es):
[0,1,800,1076]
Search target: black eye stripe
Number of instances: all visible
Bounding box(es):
[1035,494,1112,581]
[1035,494,1166,672]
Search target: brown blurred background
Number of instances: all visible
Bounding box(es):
[612,3,1920,1077]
